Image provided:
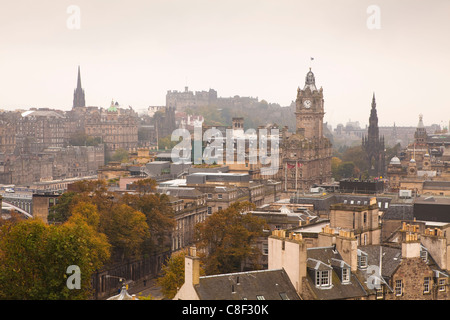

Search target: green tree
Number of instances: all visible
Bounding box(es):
[0,217,110,300]
[341,145,368,174]
[157,250,187,299]
[68,131,102,146]
[111,148,129,163]
[99,203,149,261]
[48,191,79,223]
[195,202,267,275]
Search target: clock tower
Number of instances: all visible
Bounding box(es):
[295,68,325,139]
[281,68,332,192]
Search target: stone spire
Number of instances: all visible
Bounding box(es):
[73,66,86,108]
[362,93,385,177]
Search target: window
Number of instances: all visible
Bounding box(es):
[218,206,222,211]
[376,286,384,300]
[342,268,350,283]
[262,243,269,255]
[420,249,428,263]
[423,277,431,294]
[218,194,223,199]
[207,193,212,199]
[358,254,368,269]
[439,279,446,292]
[363,212,367,224]
[207,207,212,214]
[395,280,403,296]
[279,293,289,300]
[315,270,330,287]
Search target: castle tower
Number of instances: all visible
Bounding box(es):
[362,93,385,178]
[73,66,86,109]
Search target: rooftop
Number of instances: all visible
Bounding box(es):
[194,269,300,300]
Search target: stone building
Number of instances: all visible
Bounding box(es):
[281,68,332,192]
[329,198,381,246]
[83,101,139,155]
[166,87,217,111]
[157,186,208,252]
[17,109,67,153]
[0,118,16,154]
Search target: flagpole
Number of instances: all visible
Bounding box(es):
[284,162,287,192]
[296,161,298,191]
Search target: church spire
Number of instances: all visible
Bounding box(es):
[77,65,82,89]
[73,65,86,109]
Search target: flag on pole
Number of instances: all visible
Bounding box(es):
[311,57,314,61]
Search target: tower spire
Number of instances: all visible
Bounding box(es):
[73,66,86,109]
[77,65,82,89]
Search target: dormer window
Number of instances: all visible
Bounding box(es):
[357,250,368,269]
[342,268,350,283]
[315,270,331,287]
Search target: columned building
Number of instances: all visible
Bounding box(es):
[281,69,332,192]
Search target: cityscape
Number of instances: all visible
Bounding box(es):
[0,0,449,307]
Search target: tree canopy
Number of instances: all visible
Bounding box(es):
[195,202,267,275]
[0,217,110,299]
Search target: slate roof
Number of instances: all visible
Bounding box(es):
[305,247,368,300]
[194,269,300,300]
[356,244,449,293]
[383,204,414,220]
[157,186,204,199]
[357,245,402,279]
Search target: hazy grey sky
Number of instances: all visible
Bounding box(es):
[0,0,449,128]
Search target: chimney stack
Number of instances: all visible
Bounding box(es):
[402,233,421,259]
[185,246,200,286]
[268,230,307,295]
[335,229,358,272]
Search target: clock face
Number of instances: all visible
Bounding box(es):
[303,100,312,108]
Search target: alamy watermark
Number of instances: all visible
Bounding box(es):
[367,5,381,30]
[170,125,280,176]
[67,5,81,30]
[66,265,81,289]
[366,265,382,289]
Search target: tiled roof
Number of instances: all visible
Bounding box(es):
[194,269,300,300]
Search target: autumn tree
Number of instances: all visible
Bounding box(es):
[99,203,149,261]
[157,250,187,299]
[120,182,176,255]
[0,216,110,300]
[129,178,157,194]
[195,202,268,275]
